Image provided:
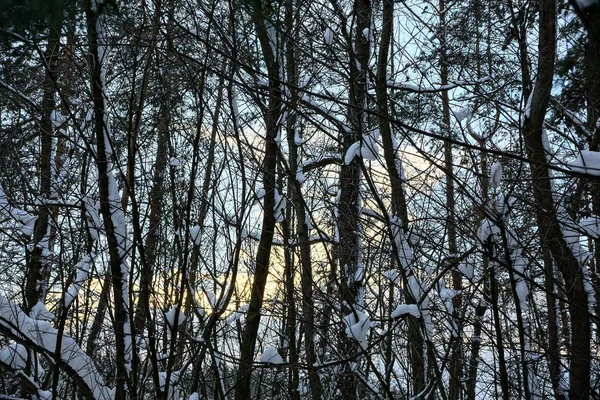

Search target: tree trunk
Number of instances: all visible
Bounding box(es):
[284,0,321,397]
[335,0,371,398]
[375,0,424,395]
[86,3,133,397]
[234,1,281,398]
[438,0,462,397]
[24,2,63,313]
[522,1,590,398]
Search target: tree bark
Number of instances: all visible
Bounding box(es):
[24,1,63,313]
[375,0,424,394]
[85,4,132,397]
[234,1,281,398]
[284,0,321,398]
[335,0,371,398]
[522,1,590,398]
[438,0,462,397]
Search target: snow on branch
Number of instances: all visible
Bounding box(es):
[387,77,491,94]
[569,150,600,177]
[0,295,111,400]
[0,184,37,236]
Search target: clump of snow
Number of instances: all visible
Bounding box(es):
[158,369,182,399]
[344,134,380,164]
[343,310,370,350]
[489,161,503,190]
[165,304,186,327]
[513,256,530,315]
[0,343,27,370]
[38,390,53,400]
[22,219,36,236]
[296,168,306,184]
[454,105,473,122]
[256,188,266,199]
[50,110,67,128]
[569,151,600,176]
[83,196,102,241]
[362,28,369,40]
[31,300,55,321]
[391,304,420,318]
[274,189,286,223]
[0,183,38,236]
[344,142,361,165]
[260,345,283,364]
[559,216,592,266]
[524,87,534,119]
[64,254,95,308]
[305,211,313,230]
[189,225,202,245]
[382,269,400,283]
[439,285,460,302]
[226,304,248,325]
[407,276,422,300]
[361,133,379,161]
[169,157,180,167]
[354,262,365,282]
[579,216,600,239]
[189,393,199,400]
[205,290,216,308]
[0,295,111,399]
[294,130,305,145]
[477,219,500,242]
[390,216,413,270]
[458,262,474,280]
[324,27,334,45]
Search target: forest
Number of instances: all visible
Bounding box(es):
[0,0,599,398]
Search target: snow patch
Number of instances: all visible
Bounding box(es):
[579,216,600,238]
[260,345,283,364]
[274,189,286,223]
[454,105,473,122]
[324,28,334,45]
[0,295,111,399]
[458,262,474,280]
[31,301,55,321]
[64,254,95,308]
[0,343,27,370]
[189,225,202,245]
[360,133,379,161]
[569,151,600,176]
[489,161,503,190]
[50,110,67,128]
[343,310,370,350]
[226,304,248,325]
[165,304,186,328]
[344,142,361,165]
[382,269,400,283]
[391,304,420,318]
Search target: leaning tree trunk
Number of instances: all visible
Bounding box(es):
[522,1,591,398]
